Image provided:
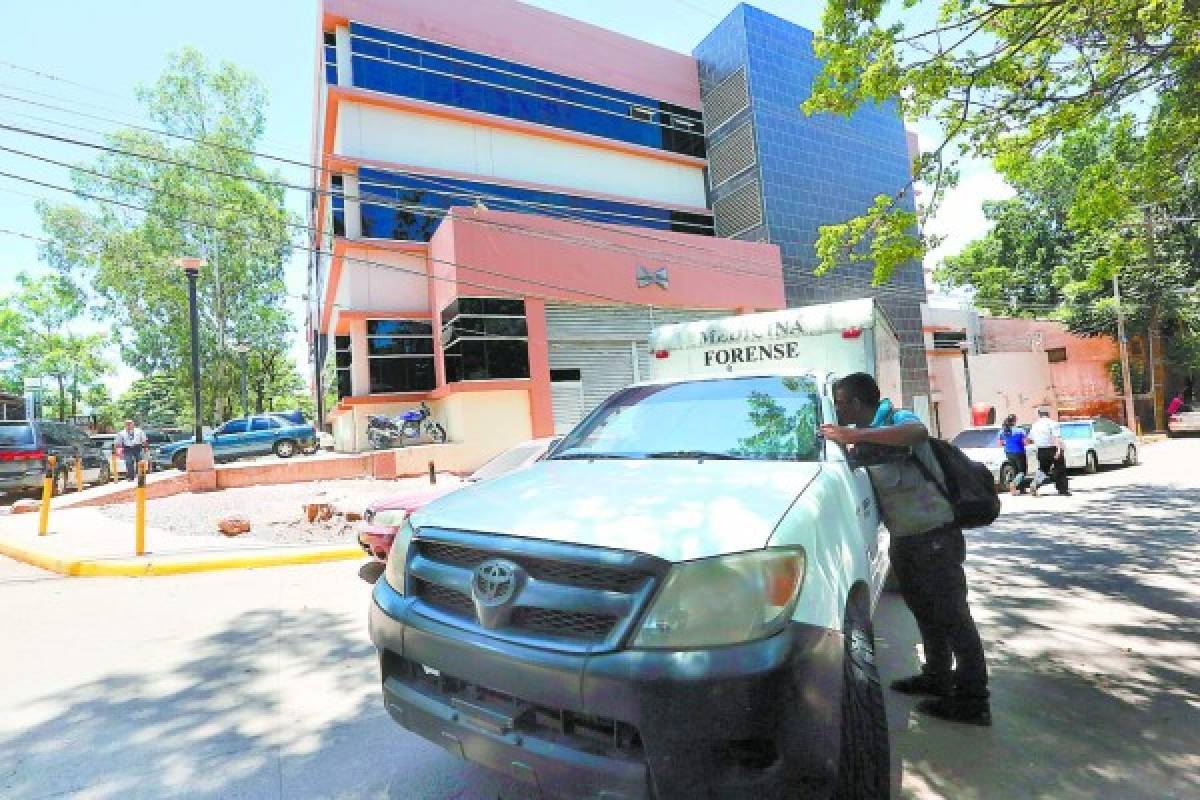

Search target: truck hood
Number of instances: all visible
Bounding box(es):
[409,459,821,562]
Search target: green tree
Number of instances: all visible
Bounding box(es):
[116,373,187,429]
[935,116,1200,376]
[36,47,299,425]
[0,272,111,420]
[803,0,1200,282]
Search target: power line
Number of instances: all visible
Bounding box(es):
[0,90,789,278]
[0,166,651,309]
[0,120,798,286]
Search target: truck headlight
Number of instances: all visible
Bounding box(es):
[382,519,416,594]
[633,548,805,649]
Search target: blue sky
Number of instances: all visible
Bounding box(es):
[0,0,1006,393]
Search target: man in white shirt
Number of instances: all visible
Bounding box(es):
[1028,409,1069,496]
[114,419,148,483]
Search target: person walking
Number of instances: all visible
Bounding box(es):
[1028,409,1069,496]
[114,419,148,483]
[997,414,1031,495]
[821,372,991,726]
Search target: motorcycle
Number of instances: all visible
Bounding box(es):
[367,402,447,449]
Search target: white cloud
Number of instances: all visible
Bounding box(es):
[922,164,1015,270]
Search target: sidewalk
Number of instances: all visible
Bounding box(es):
[0,506,361,577]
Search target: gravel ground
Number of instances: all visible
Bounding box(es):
[97,476,463,545]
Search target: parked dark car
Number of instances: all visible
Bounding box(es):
[269,411,321,454]
[1,420,112,495]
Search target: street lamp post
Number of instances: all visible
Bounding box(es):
[232,343,249,419]
[176,257,206,443]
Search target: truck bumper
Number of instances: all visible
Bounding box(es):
[370,577,844,800]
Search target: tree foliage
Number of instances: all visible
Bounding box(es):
[0,272,110,420]
[36,47,301,424]
[935,115,1200,373]
[803,0,1200,281]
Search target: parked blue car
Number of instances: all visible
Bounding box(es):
[157,414,317,471]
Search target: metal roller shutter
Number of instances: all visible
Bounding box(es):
[545,304,735,428]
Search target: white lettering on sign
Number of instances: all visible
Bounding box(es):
[703,341,804,367]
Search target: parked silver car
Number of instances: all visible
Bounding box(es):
[1167,408,1200,437]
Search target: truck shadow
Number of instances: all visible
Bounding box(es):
[877,480,1200,799]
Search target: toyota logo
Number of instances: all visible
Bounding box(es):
[472,559,520,608]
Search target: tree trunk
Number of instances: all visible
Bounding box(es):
[56,375,66,421]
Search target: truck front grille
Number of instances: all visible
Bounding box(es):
[407,530,665,653]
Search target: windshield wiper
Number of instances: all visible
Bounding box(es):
[644,450,745,460]
[550,451,636,460]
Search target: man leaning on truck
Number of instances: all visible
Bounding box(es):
[820,372,992,726]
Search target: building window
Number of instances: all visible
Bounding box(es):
[346,22,705,158]
[358,167,715,242]
[1046,347,1068,363]
[932,331,968,350]
[334,335,352,399]
[331,174,345,237]
[441,298,530,383]
[367,320,435,393]
[324,31,338,85]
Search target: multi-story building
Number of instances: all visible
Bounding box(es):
[309,0,927,460]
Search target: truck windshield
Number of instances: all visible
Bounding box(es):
[553,376,821,462]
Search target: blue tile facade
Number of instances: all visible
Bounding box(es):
[695,5,930,402]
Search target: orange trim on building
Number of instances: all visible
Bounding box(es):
[327,85,707,169]
[337,310,433,322]
[430,380,532,400]
[523,297,554,438]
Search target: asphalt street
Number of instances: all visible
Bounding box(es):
[1,438,1196,799]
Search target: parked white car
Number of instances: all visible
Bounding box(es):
[949,425,1030,486]
[1058,417,1138,473]
[1167,408,1200,437]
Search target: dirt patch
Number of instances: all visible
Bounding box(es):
[96,476,461,545]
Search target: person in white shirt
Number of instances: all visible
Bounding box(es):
[1028,409,1069,496]
[114,419,148,483]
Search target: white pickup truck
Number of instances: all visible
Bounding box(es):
[369,301,898,799]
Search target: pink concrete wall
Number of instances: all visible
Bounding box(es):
[324,0,702,108]
[980,318,1120,412]
[432,207,786,311]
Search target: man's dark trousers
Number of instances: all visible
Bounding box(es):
[123,445,143,483]
[890,525,989,698]
[1036,446,1069,493]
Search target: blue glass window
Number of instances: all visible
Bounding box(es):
[441,297,529,383]
[323,32,338,85]
[330,175,345,237]
[356,167,714,242]
[348,22,705,158]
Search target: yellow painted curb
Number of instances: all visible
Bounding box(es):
[0,537,363,577]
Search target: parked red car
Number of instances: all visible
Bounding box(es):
[357,437,559,560]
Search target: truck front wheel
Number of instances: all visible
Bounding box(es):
[832,595,890,799]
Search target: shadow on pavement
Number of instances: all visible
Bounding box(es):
[880,479,1200,799]
[0,606,527,799]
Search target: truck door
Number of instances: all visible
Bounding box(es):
[850,464,888,591]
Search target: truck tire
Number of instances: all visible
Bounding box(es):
[832,594,889,799]
[1124,445,1137,466]
[1085,450,1099,474]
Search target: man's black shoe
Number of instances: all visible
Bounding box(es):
[916,696,992,726]
[889,673,954,697]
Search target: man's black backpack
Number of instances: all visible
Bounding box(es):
[913,439,1002,528]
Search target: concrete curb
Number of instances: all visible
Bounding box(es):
[0,537,364,577]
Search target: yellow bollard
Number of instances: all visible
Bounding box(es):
[74,448,84,492]
[135,461,148,556]
[110,448,119,483]
[38,455,56,537]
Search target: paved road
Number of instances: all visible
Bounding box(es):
[1,439,1196,799]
